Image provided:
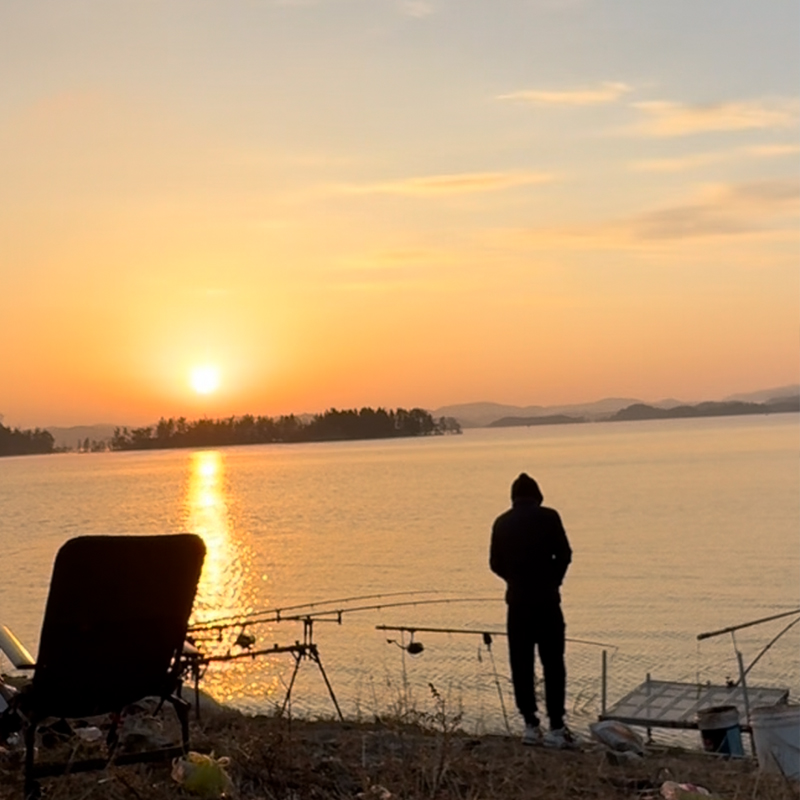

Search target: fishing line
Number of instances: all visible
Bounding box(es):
[736,614,800,685]
[483,632,511,735]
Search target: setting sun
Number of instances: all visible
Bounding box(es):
[190,365,221,395]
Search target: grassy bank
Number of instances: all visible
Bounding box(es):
[1,705,797,800]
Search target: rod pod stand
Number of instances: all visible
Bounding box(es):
[280,617,344,722]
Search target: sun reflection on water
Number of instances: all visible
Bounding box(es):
[182,450,282,705]
[183,450,250,621]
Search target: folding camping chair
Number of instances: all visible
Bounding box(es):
[0,534,206,798]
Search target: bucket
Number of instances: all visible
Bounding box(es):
[697,705,743,757]
[751,704,800,780]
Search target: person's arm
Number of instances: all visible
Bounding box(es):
[551,511,572,586]
[489,522,509,581]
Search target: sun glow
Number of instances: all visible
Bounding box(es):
[190,365,221,395]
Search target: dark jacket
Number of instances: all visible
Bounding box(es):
[490,498,572,606]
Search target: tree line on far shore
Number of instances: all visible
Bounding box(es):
[0,422,55,456]
[110,407,462,451]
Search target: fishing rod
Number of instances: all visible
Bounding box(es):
[696,608,800,640]
[189,595,503,636]
[182,616,346,722]
[695,608,800,710]
[734,614,800,685]
[184,596,503,722]
[375,623,522,731]
[293,596,503,622]
[376,624,617,735]
[189,589,445,632]
[375,624,616,650]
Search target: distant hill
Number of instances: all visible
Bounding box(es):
[431,398,641,428]
[723,384,800,403]
[651,397,693,410]
[432,386,799,428]
[610,397,799,422]
[46,424,118,450]
[488,414,586,428]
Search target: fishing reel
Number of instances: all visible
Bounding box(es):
[387,634,424,656]
[235,630,257,649]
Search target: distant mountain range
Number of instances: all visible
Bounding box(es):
[42,384,800,447]
[431,397,641,428]
[608,397,799,423]
[45,424,119,451]
[432,384,800,428]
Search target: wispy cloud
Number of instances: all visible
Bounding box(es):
[9,90,108,132]
[274,0,434,11]
[747,143,800,158]
[324,247,461,294]
[499,180,799,248]
[631,180,799,239]
[273,0,319,6]
[336,170,555,196]
[531,0,588,9]
[631,143,800,172]
[629,98,799,137]
[219,148,357,170]
[498,82,631,106]
[335,247,452,273]
[400,1,434,17]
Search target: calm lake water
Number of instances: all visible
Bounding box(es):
[1,415,798,737]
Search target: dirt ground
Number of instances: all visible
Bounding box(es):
[1,705,798,800]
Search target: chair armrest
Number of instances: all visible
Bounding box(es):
[0,625,36,670]
[182,640,201,657]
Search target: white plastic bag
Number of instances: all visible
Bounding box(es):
[660,780,716,799]
[589,720,645,755]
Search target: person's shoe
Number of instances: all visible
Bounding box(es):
[543,726,578,749]
[521,723,543,746]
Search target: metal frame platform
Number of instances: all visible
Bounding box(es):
[600,678,789,731]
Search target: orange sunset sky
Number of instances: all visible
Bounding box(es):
[1,1,798,428]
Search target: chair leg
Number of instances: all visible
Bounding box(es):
[106,712,120,759]
[169,695,191,753]
[24,721,40,800]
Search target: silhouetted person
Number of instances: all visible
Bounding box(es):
[490,473,574,747]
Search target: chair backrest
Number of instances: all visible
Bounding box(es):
[32,534,206,719]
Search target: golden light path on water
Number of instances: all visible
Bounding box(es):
[182,450,281,706]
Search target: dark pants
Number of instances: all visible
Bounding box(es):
[506,602,566,729]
